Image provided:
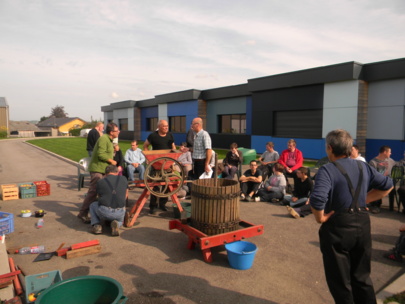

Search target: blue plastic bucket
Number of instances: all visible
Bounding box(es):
[225,241,258,270]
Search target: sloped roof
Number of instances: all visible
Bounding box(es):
[37,117,86,127]
[0,97,8,107]
[9,121,40,131]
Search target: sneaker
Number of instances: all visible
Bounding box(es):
[286,206,300,219]
[255,197,261,202]
[371,207,381,214]
[240,194,245,200]
[78,214,91,224]
[149,208,156,215]
[271,198,279,203]
[383,251,403,262]
[111,220,120,236]
[92,224,102,234]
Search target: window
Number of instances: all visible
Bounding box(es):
[219,114,246,134]
[118,118,128,131]
[147,117,158,131]
[273,110,322,138]
[169,116,186,133]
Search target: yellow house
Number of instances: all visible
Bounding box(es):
[37,117,87,136]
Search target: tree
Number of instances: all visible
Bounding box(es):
[39,116,49,122]
[50,105,68,118]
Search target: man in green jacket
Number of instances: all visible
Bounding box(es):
[78,122,120,223]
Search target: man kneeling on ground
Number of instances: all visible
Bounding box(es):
[90,165,128,236]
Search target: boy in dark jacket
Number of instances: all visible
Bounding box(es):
[282,167,313,207]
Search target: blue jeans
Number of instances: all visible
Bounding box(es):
[283,195,308,207]
[127,164,145,181]
[89,202,125,227]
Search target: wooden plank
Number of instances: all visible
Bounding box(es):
[66,245,101,259]
[56,247,70,256]
[70,239,100,250]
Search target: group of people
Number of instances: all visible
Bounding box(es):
[80,121,403,304]
[350,144,405,214]
[238,139,310,209]
[78,117,213,234]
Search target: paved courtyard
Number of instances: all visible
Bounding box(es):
[0,138,404,303]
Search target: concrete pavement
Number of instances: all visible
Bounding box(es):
[0,138,404,303]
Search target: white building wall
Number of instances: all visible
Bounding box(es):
[322,80,359,138]
[158,104,168,122]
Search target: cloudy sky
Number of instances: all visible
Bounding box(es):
[1,0,404,122]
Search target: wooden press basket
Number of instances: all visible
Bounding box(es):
[191,179,240,235]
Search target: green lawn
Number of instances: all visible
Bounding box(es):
[26,137,316,166]
[26,137,229,162]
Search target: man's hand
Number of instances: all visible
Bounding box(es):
[311,207,335,224]
[318,210,335,223]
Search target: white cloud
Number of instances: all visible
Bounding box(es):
[0,0,404,121]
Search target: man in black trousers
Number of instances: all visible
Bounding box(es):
[310,129,393,304]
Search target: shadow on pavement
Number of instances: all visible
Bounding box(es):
[120,264,277,304]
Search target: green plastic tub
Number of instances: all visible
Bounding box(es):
[238,148,257,164]
[35,275,127,304]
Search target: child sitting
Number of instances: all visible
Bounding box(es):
[256,163,286,202]
[177,142,192,178]
[282,167,313,207]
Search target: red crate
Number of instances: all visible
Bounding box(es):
[33,181,50,196]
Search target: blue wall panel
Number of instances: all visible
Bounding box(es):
[167,100,199,127]
[140,131,151,141]
[251,136,326,160]
[141,107,158,129]
[140,107,158,141]
[173,133,186,146]
[366,139,405,162]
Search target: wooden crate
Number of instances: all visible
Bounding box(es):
[1,184,19,201]
[33,181,50,196]
[19,183,37,199]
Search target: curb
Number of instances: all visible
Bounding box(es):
[377,272,405,304]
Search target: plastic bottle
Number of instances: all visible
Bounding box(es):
[16,245,45,255]
[36,218,44,228]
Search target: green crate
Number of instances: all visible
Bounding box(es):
[25,270,62,303]
[19,183,37,199]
